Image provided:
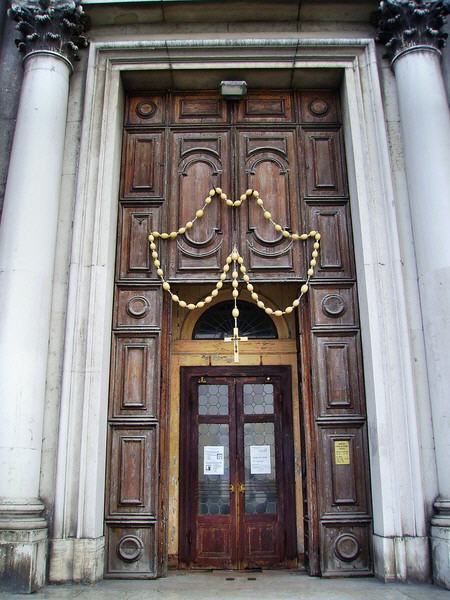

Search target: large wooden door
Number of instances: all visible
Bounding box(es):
[179,366,297,569]
[105,89,373,578]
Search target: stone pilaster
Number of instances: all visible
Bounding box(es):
[0,1,88,593]
[375,0,450,590]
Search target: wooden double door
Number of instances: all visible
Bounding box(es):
[179,366,297,569]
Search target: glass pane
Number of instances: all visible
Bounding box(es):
[198,423,230,515]
[198,384,229,416]
[192,300,278,340]
[243,383,274,415]
[244,422,277,514]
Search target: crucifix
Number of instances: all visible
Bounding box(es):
[224,327,248,363]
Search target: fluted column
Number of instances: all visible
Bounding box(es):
[375,0,450,589]
[0,1,88,593]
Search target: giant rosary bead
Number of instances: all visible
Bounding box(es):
[148,188,320,327]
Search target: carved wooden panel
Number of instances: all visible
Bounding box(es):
[237,130,301,274]
[167,131,231,276]
[303,129,346,197]
[320,523,372,576]
[107,426,157,517]
[317,428,369,514]
[114,286,162,329]
[245,523,278,557]
[121,131,165,199]
[172,92,229,124]
[118,205,161,280]
[309,284,358,328]
[298,92,340,124]
[312,332,365,417]
[305,203,354,279]
[109,334,160,418]
[126,94,166,126]
[236,92,294,123]
[105,524,157,577]
[196,522,232,561]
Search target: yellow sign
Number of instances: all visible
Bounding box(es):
[334,440,350,465]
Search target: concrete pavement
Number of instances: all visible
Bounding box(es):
[1,571,449,599]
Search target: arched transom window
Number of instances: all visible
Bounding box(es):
[192,300,278,340]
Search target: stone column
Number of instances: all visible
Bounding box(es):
[0,1,88,593]
[375,0,450,589]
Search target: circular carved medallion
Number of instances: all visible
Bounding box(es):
[321,294,346,318]
[117,535,144,562]
[126,296,150,319]
[309,98,330,117]
[334,533,361,562]
[136,100,157,119]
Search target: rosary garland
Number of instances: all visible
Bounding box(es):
[148,188,321,320]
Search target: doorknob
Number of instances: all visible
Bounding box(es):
[239,483,246,493]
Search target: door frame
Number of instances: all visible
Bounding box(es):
[178,365,297,569]
[50,38,429,584]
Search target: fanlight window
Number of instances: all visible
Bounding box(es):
[192,300,278,340]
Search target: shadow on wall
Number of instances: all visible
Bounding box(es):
[0,10,23,223]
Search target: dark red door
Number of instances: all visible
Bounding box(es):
[179,366,297,569]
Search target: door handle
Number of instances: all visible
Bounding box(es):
[230,483,235,493]
[239,483,246,493]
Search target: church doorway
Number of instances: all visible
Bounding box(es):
[104,88,373,579]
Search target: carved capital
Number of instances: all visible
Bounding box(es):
[373,0,450,63]
[8,0,90,65]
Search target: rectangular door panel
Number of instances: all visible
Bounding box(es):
[121,131,165,199]
[236,92,294,123]
[109,333,160,419]
[316,427,370,515]
[298,92,340,125]
[126,94,166,126]
[304,203,355,279]
[320,522,372,576]
[311,332,365,418]
[106,425,157,517]
[309,284,358,329]
[196,521,232,562]
[117,205,161,280]
[105,523,157,577]
[302,129,347,197]
[172,92,229,125]
[114,286,162,330]
[245,522,278,557]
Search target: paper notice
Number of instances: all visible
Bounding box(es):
[250,445,271,474]
[203,446,225,475]
[334,440,350,465]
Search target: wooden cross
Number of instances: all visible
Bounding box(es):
[224,327,248,363]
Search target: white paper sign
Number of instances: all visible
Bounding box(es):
[204,446,225,475]
[250,445,271,474]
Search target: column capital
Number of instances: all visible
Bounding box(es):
[8,0,90,66]
[373,0,450,64]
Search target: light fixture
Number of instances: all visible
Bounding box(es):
[220,80,247,100]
